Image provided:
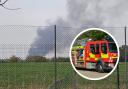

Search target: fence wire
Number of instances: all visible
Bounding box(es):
[0,25,127,89]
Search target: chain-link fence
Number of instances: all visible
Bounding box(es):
[0,25,127,89]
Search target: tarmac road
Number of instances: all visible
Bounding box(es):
[77,69,108,79]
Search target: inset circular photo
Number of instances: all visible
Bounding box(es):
[70,28,119,80]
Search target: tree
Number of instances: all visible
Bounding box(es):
[77,30,108,40]
[57,57,70,62]
[50,57,70,62]
[26,56,48,62]
[8,55,21,63]
[119,45,128,62]
[0,0,20,10]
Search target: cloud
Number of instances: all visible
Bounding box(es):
[29,0,128,57]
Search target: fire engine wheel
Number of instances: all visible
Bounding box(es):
[96,63,104,73]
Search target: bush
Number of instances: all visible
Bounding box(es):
[26,56,48,62]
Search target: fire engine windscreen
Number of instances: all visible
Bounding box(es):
[108,43,117,53]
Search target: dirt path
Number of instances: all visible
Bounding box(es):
[77,69,108,79]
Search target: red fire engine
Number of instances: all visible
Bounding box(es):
[71,40,118,72]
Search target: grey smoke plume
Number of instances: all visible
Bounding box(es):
[29,0,128,57]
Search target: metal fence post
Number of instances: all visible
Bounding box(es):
[117,64,120,89]
[54,25,57,89]
[72,71,77,89]
[125,26,127,89]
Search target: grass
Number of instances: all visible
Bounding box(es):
[0,62,126,89]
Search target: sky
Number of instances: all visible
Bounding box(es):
[0,0,127,58]
[0,0,67,25]
[0,0,67,58]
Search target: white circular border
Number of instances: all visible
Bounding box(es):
[69,28,120,80]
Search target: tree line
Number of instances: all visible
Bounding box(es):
[77,30,108,40]
[0,45,127,63]
[0,55,70,63]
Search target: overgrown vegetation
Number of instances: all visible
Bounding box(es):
[77,30,108,40]
[0,62,125,89]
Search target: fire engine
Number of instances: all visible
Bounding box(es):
[71,39,118,72]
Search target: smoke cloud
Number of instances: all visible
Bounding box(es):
[28,0,128,57]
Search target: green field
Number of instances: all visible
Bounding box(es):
[0,62,126,89]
